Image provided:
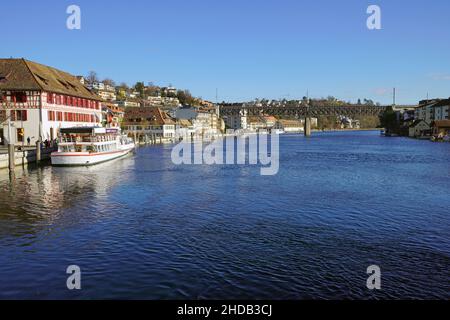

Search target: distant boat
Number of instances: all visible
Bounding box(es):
[381,130,399,137]
[272,129,285,135]
[51,127,135,166]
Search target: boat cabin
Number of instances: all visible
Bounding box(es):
[58,127,122,153]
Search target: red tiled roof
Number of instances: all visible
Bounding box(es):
[433,120,450,128]
[124,107,175,125]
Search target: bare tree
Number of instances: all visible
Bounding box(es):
[119,82,129,91]
[103,78,116,87]
[85,71,99,85]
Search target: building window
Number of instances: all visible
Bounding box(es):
[11,92,27,103]
[17,128,24,142]
[13,110,28,121]
[48,111,55,121]
[47,93,54,104]
[21,110,27,121]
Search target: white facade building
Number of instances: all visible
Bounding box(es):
[116,100,141,108]
[224,109,248,130]
[88,82,117,102]
[415,99,450,123]
[0,59,102,146]
[123,107,176,141]
[174,107,222,137]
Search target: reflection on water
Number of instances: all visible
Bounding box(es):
[0,156,134,243]
[0,132,449,299]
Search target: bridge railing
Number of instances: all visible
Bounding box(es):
[219,103,387,117]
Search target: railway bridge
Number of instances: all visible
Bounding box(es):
[219,101,388,136]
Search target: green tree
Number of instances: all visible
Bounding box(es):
[145,84,160,97]
[380,107,398,133]
[318,116,338,130]
[116,83,129,101]
[359,115,381,128]
[363,98,375,106]
[134,82,145,98]
[177,89,196,106]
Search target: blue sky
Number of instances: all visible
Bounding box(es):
[1,0,450,104]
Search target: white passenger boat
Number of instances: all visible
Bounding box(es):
[51,127,135,166]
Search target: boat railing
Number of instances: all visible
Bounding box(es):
[59,135,119,144]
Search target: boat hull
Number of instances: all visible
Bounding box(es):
[51,145,135,167]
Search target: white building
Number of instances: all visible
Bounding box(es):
[161,86,177,97]
[76,76,86,85]
[414,100,440,124]
[412,99,449,136]
[338,116,360,129]
[0,58,102,146]
[407,99,450,137]
[409,119,430,138]
[174,107,222,137]
[224,109,248,130]
[247,115,278,131]
[123,107,176,141]
[274,119,305,133]
[432,100,450,121]
[116,100,141,108]
[146,96,181,107]
[88,81,117,102]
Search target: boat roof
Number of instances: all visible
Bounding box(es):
[60,127,120,134]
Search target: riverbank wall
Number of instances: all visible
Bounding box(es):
[0,147,56,170]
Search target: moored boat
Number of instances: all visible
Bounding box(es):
[51,127,135,166]
[272,129,285,135]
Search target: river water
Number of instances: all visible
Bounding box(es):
[0,131,448,299]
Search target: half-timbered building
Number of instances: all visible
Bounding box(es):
[0,58,102,145]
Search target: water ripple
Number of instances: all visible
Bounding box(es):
[0,131,449,299]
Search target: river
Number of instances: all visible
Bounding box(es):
[0,131,448,299]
